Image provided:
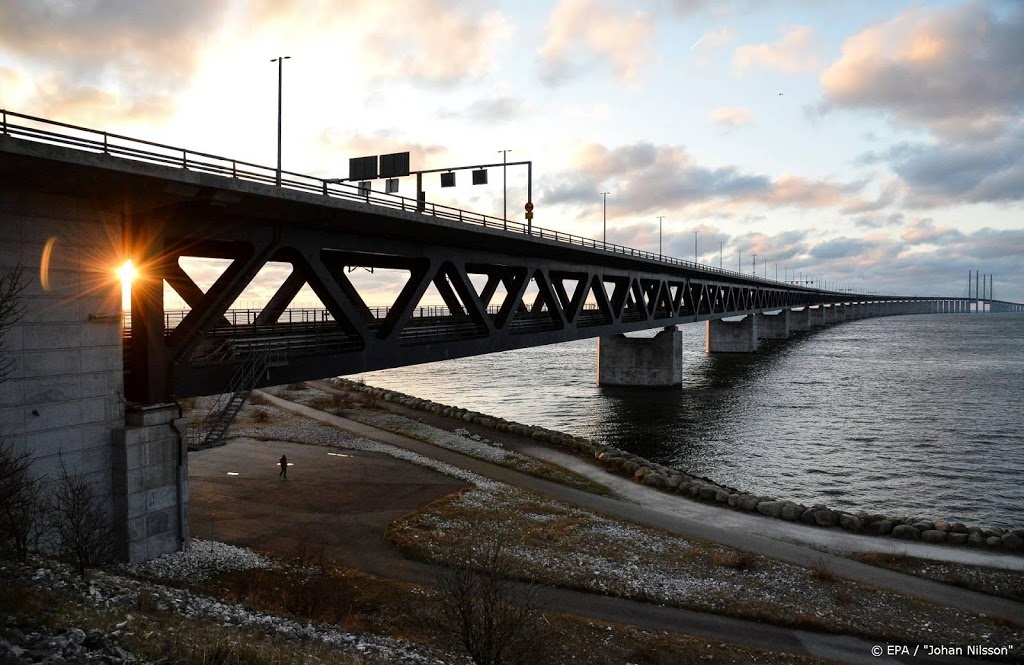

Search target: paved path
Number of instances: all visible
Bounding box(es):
[249,389,1020,664]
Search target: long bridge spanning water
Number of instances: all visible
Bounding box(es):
[1,110,1021,562]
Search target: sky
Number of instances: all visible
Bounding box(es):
[1,0,1022,308]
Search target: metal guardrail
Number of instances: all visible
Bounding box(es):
[1,108,822,292]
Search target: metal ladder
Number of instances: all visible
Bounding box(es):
[190,346,282,448]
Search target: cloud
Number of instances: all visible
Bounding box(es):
[437,96,528,123]
[818,2,1024,139]
[863,128,1024,207]
[899,218,963,246]
[358,3,513,86]
[734,26,821,75]
[710,106,753,130]
[0,1,227,108]
[692,26,735,51]
[538,0,655,84]
[542,142,870,216]
[808,236,877,260]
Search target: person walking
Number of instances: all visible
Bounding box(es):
[279,454,288,479]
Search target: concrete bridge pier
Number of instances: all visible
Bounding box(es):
[808,306,825,327]
[757,310,791,340]
[0,186,188,564]
[114,404,189,562]
[597,326,682,387]
[706,316,758,353]
[790,307,812,332]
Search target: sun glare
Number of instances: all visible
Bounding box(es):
[118,260,138,310]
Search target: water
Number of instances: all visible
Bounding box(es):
[351,314,1024,528]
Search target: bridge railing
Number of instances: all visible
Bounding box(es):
[1,108,824,292]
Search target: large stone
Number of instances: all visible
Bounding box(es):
[813,510,839,527]
[949,522,969,534]
[800,509,817,525]
[985,536,1002,547]
[714,489,731,504]
[967,532,985,546]
[738,495,760,511]
[948,533,969,545]
[839,514,863,532]
[920,530,948,544]
[727,493,741,507]
[756,501,785,519]
[1000,533,1024,550]
[892,525,920,541]
[699,486,717,501]
[864,519,894,536]
[780,503,803,521]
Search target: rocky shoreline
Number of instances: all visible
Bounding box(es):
[332,378,1024,553]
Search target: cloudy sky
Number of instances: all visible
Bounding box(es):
[2,0,1022,306]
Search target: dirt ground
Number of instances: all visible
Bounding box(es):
[188,436,468,579]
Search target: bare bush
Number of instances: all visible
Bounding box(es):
[432,535,549,665]
[49,457,119,574]
[0,440,48,560]
[0,264,27,384]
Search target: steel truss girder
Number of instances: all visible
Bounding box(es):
[125,210,856,400]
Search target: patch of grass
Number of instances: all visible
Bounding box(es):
[710,550,757,570]
[853,552,1024,602]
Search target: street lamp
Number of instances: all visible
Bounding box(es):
[498,149,511,223]
[270,55,291,186]
[600,192,609,244]
[718,241,723,270]
[657,216,665,259]
[693,231,698,264]
[752,254,757,276]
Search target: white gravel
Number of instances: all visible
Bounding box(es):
[13,540,454,665]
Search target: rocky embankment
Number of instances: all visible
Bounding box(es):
[333,378,1024,553]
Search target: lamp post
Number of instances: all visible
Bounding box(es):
[498,149,511,222]
[718,241,723,270]
[693,231,698,264]
[752,253,757,277]
[657,216,665,259]
[600,192,609,244]
[270,55,291,186]
[738,249,741,272]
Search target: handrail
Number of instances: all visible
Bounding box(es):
[0,108,860,295]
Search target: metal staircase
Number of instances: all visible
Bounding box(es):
[190,346,284,449]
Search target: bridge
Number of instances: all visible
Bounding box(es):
[2,109,1021,563]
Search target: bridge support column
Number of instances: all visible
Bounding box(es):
[808,306,825,327]
[597,327,682,387]
[113,404,189,562]
[706,316,758,353]
[790,307,812,332]
[834,304,847,321]
[757,310,790,339]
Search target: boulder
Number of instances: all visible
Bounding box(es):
[699,486,717,501]
[864,519,894,536]
[920,529,948,544]
[715,489,731,504]
[933,520,950,532]
[891,525,920,541]
[1000,533,1024,551]
[738,495,760,511]
[665,475,683,490]
[677,481,691,495]
[800,509,817,525]
[780,503,803,521]
[839,514,864,532]
[948,522,969,534]
[948,533,969,545]
[967,532,985,546]
[727,493,741,508]
[985,536,1002,547]
[756,501,785,519]
[813,510,839,527]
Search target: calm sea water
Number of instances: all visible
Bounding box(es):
[351,314,1024,528]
